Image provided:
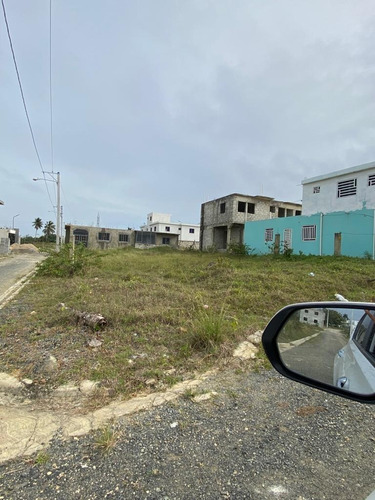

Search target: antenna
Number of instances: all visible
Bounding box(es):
[97,213,100,227]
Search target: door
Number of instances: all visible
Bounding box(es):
[274,234,280,254]
[334,232,341,256]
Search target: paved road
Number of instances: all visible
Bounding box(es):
[0,252,46,306]
[281,329,348,386]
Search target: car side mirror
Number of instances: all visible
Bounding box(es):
[262,302,375,404]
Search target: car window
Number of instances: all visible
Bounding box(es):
[353,310,375,358]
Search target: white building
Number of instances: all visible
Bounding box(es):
[302,160,375,215]
[299,308,326,328]
[140,212,200,249]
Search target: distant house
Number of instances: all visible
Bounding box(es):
[140,212,200,249]
[65,225,135,250]
[0,227,20,254]
[244,161,375,258]
[302,160,375,215]
[200,194,302,251]
[64,224,180,250]
[243,208,375,258]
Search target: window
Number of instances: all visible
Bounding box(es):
[278,207,285,217]
[165,226,170,232]
[265,228,273,242]
[154,227,156,231]
[98,232,110,241]
[220,202,226,214]
[302,225,316,241]
[248,203,255,214]
[270,206,276,213]
[337,178,357,197]
[189,228,195,234]
[283,229,292,248]
[369,175,375,186]
[136,232,155,244]
[296,210,302,216]
[119,234,129,242]
[353,311,375,360]
[73,229,88,247]
[313,186,320,194]
[238,201,246,213]
[286,209,293,217]
[162,237,170,245]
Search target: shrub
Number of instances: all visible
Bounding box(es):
[36,243,96,277]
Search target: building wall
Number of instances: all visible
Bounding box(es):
[302,161,375,216]
[200,194,302,251]
[141,213,200,246]
[65,225,181,250]
[243,209,375,258]
[65,225,135,250]
[0,228,10,254]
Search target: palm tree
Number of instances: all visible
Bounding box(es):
[43,220,56,241]
[32,217,43,238]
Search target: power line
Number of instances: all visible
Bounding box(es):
[2,0,45,174]
[1,0,55,210]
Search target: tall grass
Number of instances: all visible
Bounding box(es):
[1,246,375,402]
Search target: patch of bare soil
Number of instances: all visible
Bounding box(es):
[10,243,40,253]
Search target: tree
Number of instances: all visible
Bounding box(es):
[43,220,56,241]
[32,217,43,238]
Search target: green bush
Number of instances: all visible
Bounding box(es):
[36,244,96,277]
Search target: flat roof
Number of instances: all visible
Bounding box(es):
[302,160,375,185]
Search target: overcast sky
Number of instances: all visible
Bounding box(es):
[1,1,374,236]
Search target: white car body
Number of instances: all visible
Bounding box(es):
[333,311,375,394]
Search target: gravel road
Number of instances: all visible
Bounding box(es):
[1,368,374,500]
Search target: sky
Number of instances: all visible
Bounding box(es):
[1,1,375,237]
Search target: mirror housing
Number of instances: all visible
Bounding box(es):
[262,302,375,404]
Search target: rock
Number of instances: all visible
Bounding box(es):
[79,380,100,395]
[54,383,79,397]
[0,373,23,392]
[164,368,176,375]
[247,331,263,345]
[233,341,259,360]
[44,355,58,372]
[21,378,34,387]
[88,338,102,348]
[145,379,157,386]
[193,392,217,403]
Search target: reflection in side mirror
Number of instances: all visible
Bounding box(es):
[277,306,375,396]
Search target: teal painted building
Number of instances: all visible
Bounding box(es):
[243,209,375,258]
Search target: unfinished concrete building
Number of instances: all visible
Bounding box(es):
[199,194,302,251]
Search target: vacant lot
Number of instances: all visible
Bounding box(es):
[0,247,374,405]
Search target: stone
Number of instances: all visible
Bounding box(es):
[79,380,99,395]
[0,373,23,392]
[247,331,263,345]
[233,341,259,360]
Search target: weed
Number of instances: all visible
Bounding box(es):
[35,451,50,465]
[94,425,120,454]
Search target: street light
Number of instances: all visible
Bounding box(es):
[33,171,61,251]
[12,213,20,229]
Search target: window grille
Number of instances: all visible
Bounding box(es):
[368,175,375,186]
[265,228,273,242]
[283,229,292,248]
[337,178,357,197]
[302,225,316,241]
